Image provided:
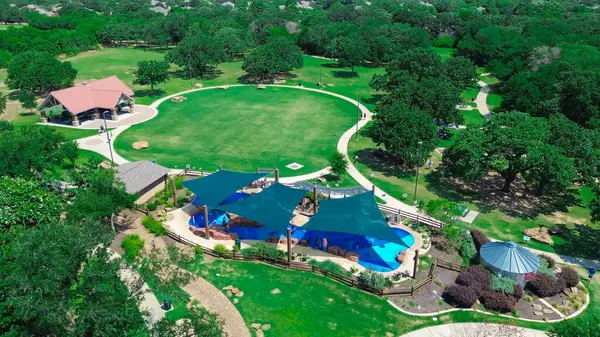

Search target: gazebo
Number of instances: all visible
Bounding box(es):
[38,76,135,126]
[480,241,540,285]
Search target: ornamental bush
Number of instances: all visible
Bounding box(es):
[460,231,477,263]
[358,269,388,291]
[539,254,556,269]
[122,234,144,259]
[528,273,564,297]
[470,230,490,251]
[480,290,517,312]
[561,266,580,288]
[491,276,515,294]
[141,215,167,236]
[537,258,556,279]
[513,284,524,299]
[147,203,157,211]
[213,244,230,257]
[194,246,204,256]
[466,265,492,291]
[444,285,477,308]
[242,242,285,260]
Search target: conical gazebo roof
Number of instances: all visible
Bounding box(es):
[480,241,540,274]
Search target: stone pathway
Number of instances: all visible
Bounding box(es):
[475,80,492,120]
[400,323,547,337]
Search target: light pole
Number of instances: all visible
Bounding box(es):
[355,94,360,140]
[413,141,423,204]
[319,63,323,88]
[102,111,115,166]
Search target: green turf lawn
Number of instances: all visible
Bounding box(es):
[461,109,486,127]
[431,47,456,61]
[114,86,357,175]
[487,91,504,111]
[460,86,480,103]
[184,256,555,336]
[0,24,25,30]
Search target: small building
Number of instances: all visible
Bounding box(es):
[480,241,540,285]
[38,76,135,126]
[116,161,170,203]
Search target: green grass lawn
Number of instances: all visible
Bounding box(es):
[0,24,25,30]
[114,86,357,175]
[460,86,480,103]
[461,109,487,127]
[432,47,456,61]
[487,91,504,111]
[183,256,560,336]
[480,75,500,85]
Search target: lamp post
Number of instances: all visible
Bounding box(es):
[102,111,115,166]
[413,141,423,204]
[319,63,323,88]
[355,94,360,140]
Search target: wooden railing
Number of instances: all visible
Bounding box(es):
[166,231,459,297]
[435,258,465,273]
[378,204,444,229]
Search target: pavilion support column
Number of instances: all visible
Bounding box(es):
[287,228,292,265]
[313,185,318,215]
[412,249,420,279]
[372,185,376,193]
[40,110,48,124]
[171,177,177,208]
[129,100,135,114]
[275,168,280,182]
[111,108,118,121]
[91,108,99,120]
[72,114,80,127]
[204,206,210,240]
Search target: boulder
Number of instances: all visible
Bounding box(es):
[226,291,232,297]
[235,291,244,297]
[195,83,203,88]
[280,237,299,245]
[256,330,264,337]
[524,227,554,245]
[327,246,341,255]
[132,141,149,150]
[299,240,309,246]
[345,252,359,262]
[251,323,261,330]
[396,251,407,263]
[533,311,544,317]
[261,324,271,331]
[337,248,347,257]
[257,84,267,90]
[231,287,240,294]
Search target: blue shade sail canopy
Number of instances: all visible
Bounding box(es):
[183,170,269,207]
[480,241,540,274]
[302,192,411,246]
[216,182,307,233]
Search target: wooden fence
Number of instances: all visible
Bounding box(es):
[166,231,459,297]
[379,204,444,229]
[435,258,465,273]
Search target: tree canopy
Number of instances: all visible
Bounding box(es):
[166,33,227,77]
[133,60,170,91]
[6,51,77,93]
[242,37,303,80]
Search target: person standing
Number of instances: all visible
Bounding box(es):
[322,237,328,252]
[185,162,191,174]
[315,235,320,250]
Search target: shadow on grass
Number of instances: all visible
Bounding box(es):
[332,70,357,78]
[170,67,225,81]
[19,112,37,117]
[237,72,298,84]
[134,89,166,97]
[361,94,383,106]
[552,224,600,261]
[355,148,416,180]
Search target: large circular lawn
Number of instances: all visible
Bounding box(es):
[114,86,358,176]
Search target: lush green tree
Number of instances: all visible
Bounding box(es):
[368,102,437,166]
[242,37,303,79]
[17,90,37,111]
[166,33,227,77]
[590,184,600,224]
[0,125,78,179]
[444,56,477,90]
[442,127,489,181]
[326,37,368,74]
[524,144,577,195]
[133,60,170,91]
[216,27,252,57]
[0,49,12,68]
[0,93,6,116]
[0,120,13,132]
[6,51,77,93]
[150,307,224,337]
[329,151,347,178]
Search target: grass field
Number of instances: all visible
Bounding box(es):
[461,109,486,126]
[184,256,557,337]
[114,86,357,175]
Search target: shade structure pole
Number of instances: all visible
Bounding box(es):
[204,206,210,240]
[413,249,419,279]
[287,228,292,265]
[313,185,318,215]
[372,184,375,193]
[275,168,280,182]
[171,177,177,208]
[219,165,223,170]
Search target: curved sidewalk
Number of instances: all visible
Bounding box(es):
[401,323,547,337]
[476,80,492,120]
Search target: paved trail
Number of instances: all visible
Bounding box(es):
[401,323,547,337]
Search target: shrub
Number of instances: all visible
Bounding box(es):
[358,269,388,291]
[539,254,556,269]
[528,273,562,297]
[308,259,351,276]
[444,285,477,308]
[537,258,556,279]
[460,231,477,263]
[242,242,285,260]
[554,274,567,294]
[470,230,490,251]
[142,215,167,236]
[513,284,524,299]
[561,267,580,288]
[480,291,516,312]
[194,246,204,256]
[166,201,174,208]
[491,276,515,294]
[213,244,230,257]
[122,234,144,259]
[232,245,240,254]
[177,195,188,205]
[466,265,492,291]
[147,203,157,211]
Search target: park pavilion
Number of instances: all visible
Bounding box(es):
[38,76,135,126]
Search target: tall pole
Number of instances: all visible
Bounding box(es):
[412,249,420,279]
[204,205,210,239]
[275,168,280,182]
[355,94,360,140]
[287,227,292,265]
[413,141,423,203]
[319,63,323,88]
[171,177,177,208]
[102,111,115,166]
[313,185,318,215]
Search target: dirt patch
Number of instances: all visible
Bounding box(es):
[540,212,586,225]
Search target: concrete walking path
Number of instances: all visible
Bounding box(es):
[475,80,492,119]
[401,323,547,337]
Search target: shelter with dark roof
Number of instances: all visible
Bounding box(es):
[480,241,540,285]
[38,76,135,126]
[116,160,170,203]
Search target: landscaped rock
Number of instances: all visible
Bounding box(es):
[385,333,394,337]
[396,251,406,263]
[337,248,347,257]
[257,84,266,90]
[195,83,203,88]
[171,96,187,102]
[345,252,359,262]
[533,311,544,316]
[233,298,239,304]
[299,240,309,246]
[261,324,271,331]
[523,227,554,245]
[251,323,261,330]
[226,291,232,297]
[532,303,542,310]
[231,287,240,294]
[270,288,281,294]
[327,246,341,255]
[235,291,244,297]
[256,330,264,337]
[132,141,149,150]
[223,285,233,290]
[543,309,554,314]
